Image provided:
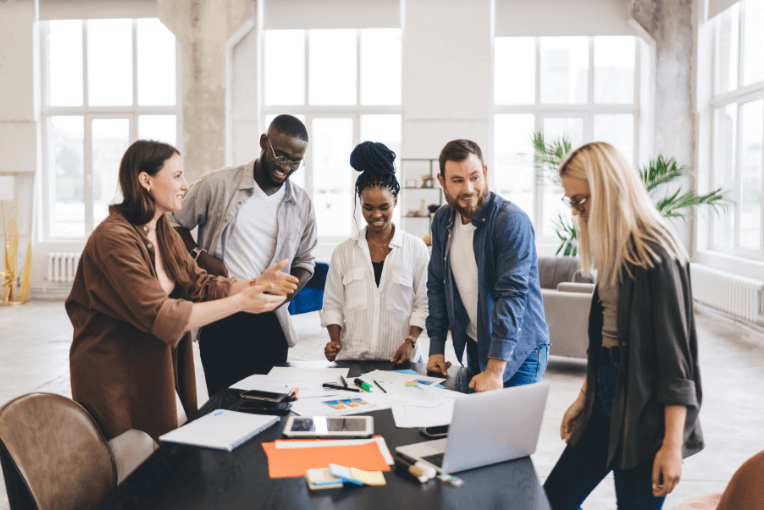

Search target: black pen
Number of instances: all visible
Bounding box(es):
[322,383,360,392]
[373,380,387,393]
[340,375,348,388]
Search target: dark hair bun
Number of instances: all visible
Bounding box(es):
[350,141,396,175]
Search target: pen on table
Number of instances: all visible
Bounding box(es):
[340,375,348,388]
[393,456,431,483]
[354,378,372,392]
[322,383,360,392]
[373,380,387,393]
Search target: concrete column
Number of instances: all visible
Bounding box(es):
[157,0,252,182]
[402,0,492,159]
[630,0,696,248]
[0,0,40,301]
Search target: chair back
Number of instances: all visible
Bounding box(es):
[0,393,116,510]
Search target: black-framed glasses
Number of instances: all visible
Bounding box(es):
[561,195,590,212]
[267,137,303,171]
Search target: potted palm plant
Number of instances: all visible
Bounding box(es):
[531,133,733,256]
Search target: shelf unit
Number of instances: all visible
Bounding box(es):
[399,158,443,239]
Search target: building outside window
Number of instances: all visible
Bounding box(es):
[708,1,764,258]
[40,18,179,240]
[262,28,402,241]
[493,35,641,241]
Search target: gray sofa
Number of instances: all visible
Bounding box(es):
[537,257,595,359]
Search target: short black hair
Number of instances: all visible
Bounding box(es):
[438,139,484,176]
[350,141,400,199]
[268,114,309,142]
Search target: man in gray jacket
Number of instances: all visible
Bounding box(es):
[169,115,317,394]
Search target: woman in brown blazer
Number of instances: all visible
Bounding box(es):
[66,140,297,442]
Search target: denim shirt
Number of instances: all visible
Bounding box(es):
[167,159,317,347]
[426,192,549,382]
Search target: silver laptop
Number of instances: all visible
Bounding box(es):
[395,381,550,474]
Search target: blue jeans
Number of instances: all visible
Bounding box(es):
[459,342,549,392]
[543,357,666,510]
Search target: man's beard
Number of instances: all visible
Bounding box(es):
[442,185,488,220]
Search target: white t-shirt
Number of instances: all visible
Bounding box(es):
[450,217,479,341]
[224,183,285,281]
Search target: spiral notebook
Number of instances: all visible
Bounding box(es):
[159,409,279,451]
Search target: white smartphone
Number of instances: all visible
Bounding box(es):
[282,416,374,438]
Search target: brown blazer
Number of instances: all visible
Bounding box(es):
[66,211,233,442]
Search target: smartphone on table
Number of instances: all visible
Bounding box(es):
[241,389,293,403]
[419,425,449,439]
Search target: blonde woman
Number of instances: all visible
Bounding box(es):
[543,142,703,510]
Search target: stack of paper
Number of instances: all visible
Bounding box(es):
[262,436,393,478]
[231,367,350,399]
[329,463,386,486]
[305,468,343,490]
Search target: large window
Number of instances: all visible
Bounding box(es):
[493,36,640,240]
[709,1,764,257]
[262,28,402,240]
[41,19,179,239]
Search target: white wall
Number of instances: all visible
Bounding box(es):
[0,0,40,299]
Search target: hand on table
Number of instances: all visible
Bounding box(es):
[324,340,342,361]
[391,339,414,364]
[426,354,451,376]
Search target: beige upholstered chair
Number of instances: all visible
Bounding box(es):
[537,257,594,359]
[0,392,156,510]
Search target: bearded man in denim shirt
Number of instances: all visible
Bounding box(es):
[426,139,550,392]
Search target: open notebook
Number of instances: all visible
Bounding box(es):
[159,409,279,451]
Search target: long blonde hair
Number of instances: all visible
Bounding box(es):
[558,142,689,287]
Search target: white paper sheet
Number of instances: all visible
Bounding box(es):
[390,401,455,428]
[360,369,445,386]
[274,436,394,465]
[230,367,350,398]
[289,395,389,417]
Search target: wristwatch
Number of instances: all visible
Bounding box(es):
[191,247,205,260]
[405,336,418,348]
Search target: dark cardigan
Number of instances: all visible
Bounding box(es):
[569,243,704,470]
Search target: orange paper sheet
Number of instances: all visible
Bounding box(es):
[262,440,391,479]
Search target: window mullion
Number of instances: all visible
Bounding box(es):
[84,114,94,236]
[734,103,743,248]
[738,1,745,90]
[82,20,88,108]
[356,29,361,106]
[132,19,138,108]
[305,30,310,106]
[534,38,542,229]
[587,36,595,110]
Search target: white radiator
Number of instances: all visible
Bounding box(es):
[47,252,80,283]
[690,263,764,323]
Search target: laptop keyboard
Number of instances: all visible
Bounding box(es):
[421,453,444,468]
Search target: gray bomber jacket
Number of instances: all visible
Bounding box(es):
[570,242,703,470]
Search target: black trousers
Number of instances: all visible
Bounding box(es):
[198,311,289,396]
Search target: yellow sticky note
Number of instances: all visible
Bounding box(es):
[351,468,386,486]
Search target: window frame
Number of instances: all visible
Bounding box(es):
[708,0,764,259]
[39,18,182,241]
[491,35,642,243]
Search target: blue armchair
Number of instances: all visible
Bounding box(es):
[288,262,329,315]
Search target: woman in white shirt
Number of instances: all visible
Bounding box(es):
[322,141,429,362]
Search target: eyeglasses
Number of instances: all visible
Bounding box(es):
[267,137,303,171]
[561,195,590,212]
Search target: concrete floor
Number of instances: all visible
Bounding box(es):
[1,300,763,509]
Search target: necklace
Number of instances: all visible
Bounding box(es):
[367,226,394,253]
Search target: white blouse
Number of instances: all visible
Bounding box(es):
[321,225,430,361]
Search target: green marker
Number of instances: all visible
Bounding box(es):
[354,378,372,392]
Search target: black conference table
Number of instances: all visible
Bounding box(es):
[92,360,551,510]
